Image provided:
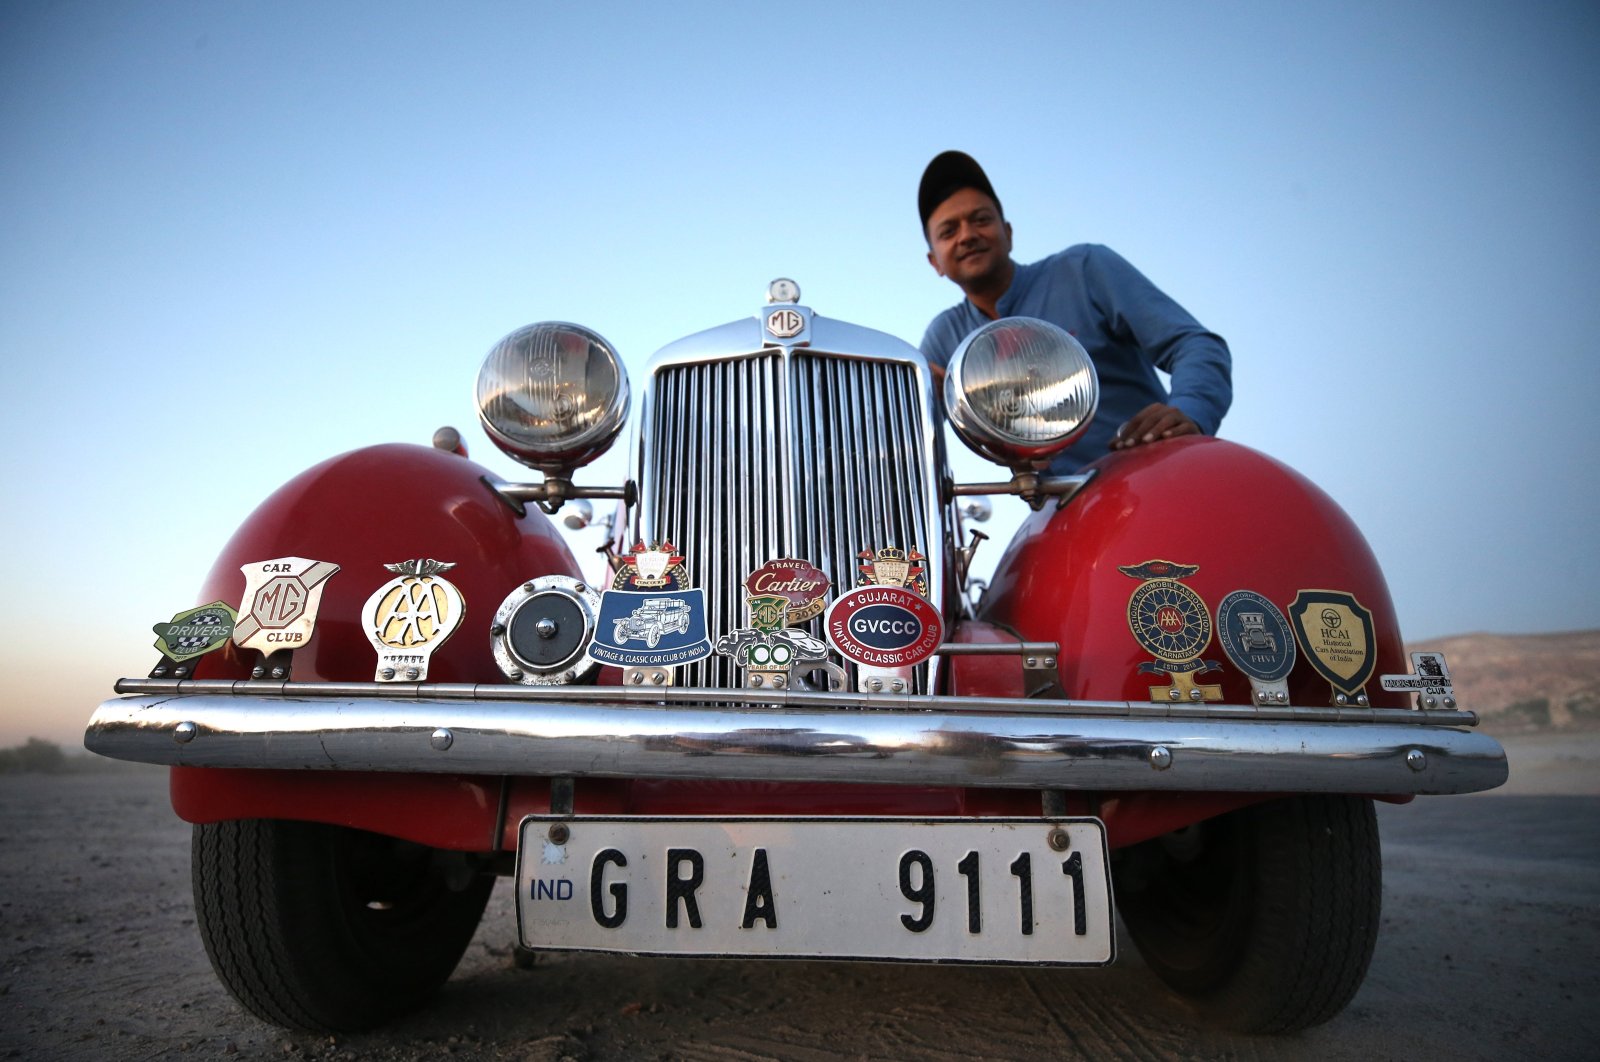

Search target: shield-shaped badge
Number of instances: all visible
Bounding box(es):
[362,559,466,681]
[234,557,340,656]
[1289,590,1377,705]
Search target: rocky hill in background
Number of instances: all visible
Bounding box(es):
[1408,630,1600,732]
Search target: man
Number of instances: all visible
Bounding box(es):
[919,151,1232,473]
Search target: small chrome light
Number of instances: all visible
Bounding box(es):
[944,317,1099,469]
[475,322,629,472]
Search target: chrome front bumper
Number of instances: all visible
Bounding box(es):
[84,679,1508,796]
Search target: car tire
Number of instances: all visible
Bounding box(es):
[192,819,495,1032]
[1113,794,1380,1033]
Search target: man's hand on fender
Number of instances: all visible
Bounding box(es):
[1111,403,1199,450]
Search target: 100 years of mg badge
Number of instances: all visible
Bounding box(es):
[362,559,466,681]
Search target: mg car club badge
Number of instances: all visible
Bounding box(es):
[1381,651,1456,709]
[826,546,943,692]
[1215,590,1297,705]
[1289,589,1377,706]
[233,557,340,658]
[151,601,237,673]
[716,559,839,690]
[588,542,712,673]
[362,559,466,682]
[1120,560,1222,703]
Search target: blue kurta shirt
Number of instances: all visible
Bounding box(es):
[920,244,1232,474]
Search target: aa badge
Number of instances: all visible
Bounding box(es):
[151,601,237,673]
[589,543,712,672]
[362,559,466,681]
[1121,560,1222,703]
[1381,651,1456,709]
[234,557,340,657]
[1289,590,1377,706]
[1215,590,1296,705]
[716,559,840,690]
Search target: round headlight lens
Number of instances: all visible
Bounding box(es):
[475,322,630,471]
[944,317,1099,467]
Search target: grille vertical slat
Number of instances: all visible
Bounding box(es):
[642,350,936,692]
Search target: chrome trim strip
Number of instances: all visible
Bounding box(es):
[86,691,1507,796]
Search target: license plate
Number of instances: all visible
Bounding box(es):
[515,816,1114,965]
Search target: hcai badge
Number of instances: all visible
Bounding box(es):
[233,557,340,657]
[1288,590,1377,706]
[1121,560,1223,703]
[362,559,466,682]
[1215,590,1297,706]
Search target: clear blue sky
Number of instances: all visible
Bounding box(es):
[4,1,1597,746]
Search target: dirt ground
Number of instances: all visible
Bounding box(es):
[2,731,1596,1061]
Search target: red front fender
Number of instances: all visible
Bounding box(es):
[980,436,1409,709]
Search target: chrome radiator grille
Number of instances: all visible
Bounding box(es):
[637,349,941,690]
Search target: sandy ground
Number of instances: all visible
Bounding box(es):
[2,730,1596,1061]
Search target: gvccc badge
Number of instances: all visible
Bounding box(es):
[362,559,465,682]
[826,547,943,690]
[1121,560,1222,703]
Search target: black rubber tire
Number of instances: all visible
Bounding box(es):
[192,819,495,1032]
[1114,795,1381,1033]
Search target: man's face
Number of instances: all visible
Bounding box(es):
[925,187,1013,289]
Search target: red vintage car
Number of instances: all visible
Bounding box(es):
[86,281,1507,1035]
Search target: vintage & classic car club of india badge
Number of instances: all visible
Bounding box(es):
[361,559,466,682]
[587,542,712,673]
[714,558,840,690]
[1289,589,1377,706]
[825,547,943,693]
[1215,589,1297,705]
[1121,560,1223,702]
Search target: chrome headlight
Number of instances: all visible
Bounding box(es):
[475,322,630,472]
[944,317,1098,468]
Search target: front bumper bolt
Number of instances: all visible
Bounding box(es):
[1406,748,1427,772]
[1149,745,1173,770]
[431,728,454,751]
[174,721,197,744]
[1047,828,1071,852]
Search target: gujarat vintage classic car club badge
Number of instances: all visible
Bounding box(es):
[233,557,341,675]
[361,559,466,682]
[1215,590,1297,705]
[825,547,943,693]
[587,541,712,680]
[150,601,237,676]
[714,558,840,690]
[1288,589,1377,706]
[1121,560,1223,702]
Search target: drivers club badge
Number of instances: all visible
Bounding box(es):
[716,559,839,690]
[588,542,712,675]
[827,545,943,692]
[150,601,237,675]
[1215,590,1297,706]
[1121,560,1222,703]
[362,559,466,682]
[1288,590,1377,706]
[1381,651,1456,709]
[233,557,340,657]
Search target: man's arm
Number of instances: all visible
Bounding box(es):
[1083,245,1232,447]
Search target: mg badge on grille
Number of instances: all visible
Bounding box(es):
[362,559,465,682]
[1121,559,1223,704]
[1215,590,1296,706]
[765,307,805,339]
